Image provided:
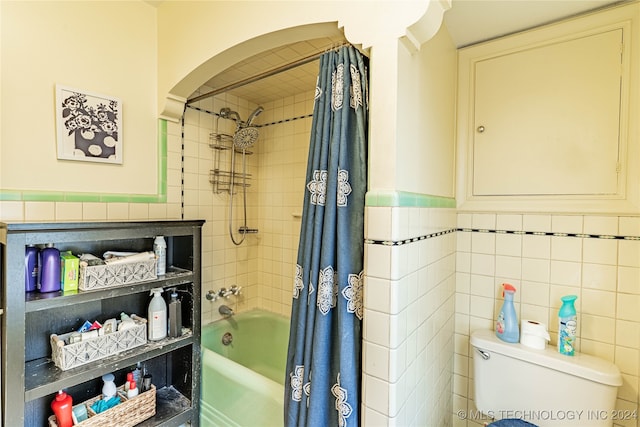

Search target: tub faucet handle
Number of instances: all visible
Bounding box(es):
[218,287,232,298]
[230,285,242,296]
[206,290,218,301]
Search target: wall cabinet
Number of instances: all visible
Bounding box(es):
[456,2,639,213]
[0,220,204,426]
[473,28,622,196]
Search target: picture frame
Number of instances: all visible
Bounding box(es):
[55,85,122,164]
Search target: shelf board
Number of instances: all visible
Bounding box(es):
[24,333,195,401]
[137,386,194,427]
[25,267,194,313]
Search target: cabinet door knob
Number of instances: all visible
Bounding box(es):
[477,125,485,133]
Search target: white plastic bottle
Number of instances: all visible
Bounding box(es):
[127,381,139,399]
[148,288,167,341]
[153,236,167,276]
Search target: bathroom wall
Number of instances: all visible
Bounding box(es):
[363,206,456,426]
[0,1,160,196]
[182,87,313,325]
[361,23,458,427]
[453,212,640,427]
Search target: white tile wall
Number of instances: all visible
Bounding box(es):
[454,212,640,427]
[363,207,456,427]
[184,88,314,324]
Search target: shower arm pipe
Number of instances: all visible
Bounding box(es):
[186,43,354,105]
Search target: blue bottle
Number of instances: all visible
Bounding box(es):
[558,295,578,356]
[496,283,519,343]
[25,245,38,292]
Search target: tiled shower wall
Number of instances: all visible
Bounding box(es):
[182,87,314,325]
[453,212,640,427]
[363,206,456,426]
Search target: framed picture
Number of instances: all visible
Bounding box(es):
[55,85,122,164]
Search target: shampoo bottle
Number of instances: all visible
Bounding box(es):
[148,288,167,341]
[496,283,519,343]
[25,245,38,292]
[39,243,61,293]
[558,295,578,356]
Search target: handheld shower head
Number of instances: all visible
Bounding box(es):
[232,106,263,149]
[234,126,259,150]
[246,106,264,126]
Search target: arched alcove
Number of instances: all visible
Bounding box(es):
[161,22,348,121]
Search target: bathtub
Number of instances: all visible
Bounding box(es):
[200,309,290,427]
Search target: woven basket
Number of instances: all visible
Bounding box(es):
[79,258,157,291]
[51,319,147,371]
[48,384,156,427]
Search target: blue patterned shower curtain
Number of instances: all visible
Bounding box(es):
[284,45,368,427]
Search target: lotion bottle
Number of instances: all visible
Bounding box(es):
[127,380,139,399]
[148,288,167,341]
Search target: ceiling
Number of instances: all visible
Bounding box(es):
[193,0,624,107]
[197,36,347,107]
[443,0,623,47]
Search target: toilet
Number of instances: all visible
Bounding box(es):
[470,329,623,427]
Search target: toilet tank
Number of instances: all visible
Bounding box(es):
[470,329,622,427]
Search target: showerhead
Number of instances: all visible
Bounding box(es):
[246,106,264,126]
[233,126,259,150]
[232,106,263,149]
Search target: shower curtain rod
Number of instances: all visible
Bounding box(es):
[186,44,353,105]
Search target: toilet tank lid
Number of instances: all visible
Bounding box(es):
[470,329,622,386]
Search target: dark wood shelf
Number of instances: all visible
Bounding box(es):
[25,333,194,401]
[1,220,204,426]
[25,267,193,313]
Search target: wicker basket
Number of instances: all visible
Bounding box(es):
[48,384,156,427]
[79,258,157,291]
[51,319,147,371]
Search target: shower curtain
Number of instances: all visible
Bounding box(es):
[284,45,368,427]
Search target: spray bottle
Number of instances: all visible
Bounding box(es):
[148,288,167,341]
[496,283,519,343]
[558,295,578,356]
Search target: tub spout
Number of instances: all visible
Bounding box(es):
[219,304,234,317]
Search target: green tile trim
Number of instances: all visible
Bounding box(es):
[365,190,456,208]
[0,119,168,203]
[0,190,25,201]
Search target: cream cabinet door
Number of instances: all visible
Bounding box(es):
[472,28,623,196]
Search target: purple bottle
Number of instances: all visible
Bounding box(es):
[25,245,38,292]
[39,243,61,293]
